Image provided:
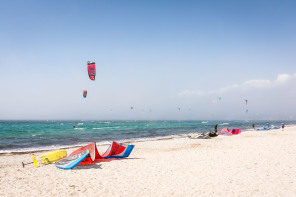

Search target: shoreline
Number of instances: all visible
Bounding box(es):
[0,124,291,155]
[0,134,184,155]
[0,126,289,155]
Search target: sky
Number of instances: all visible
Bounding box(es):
[0,0,296,120]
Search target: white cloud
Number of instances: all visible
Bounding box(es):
[242,79,271,88]
[176,73,296,120]
[275,74,292,84]
[179,73,296,97]
[219,84,239,93]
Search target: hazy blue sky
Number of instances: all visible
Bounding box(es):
[0,0,296,120]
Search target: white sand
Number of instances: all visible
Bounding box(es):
[1,126,296,196]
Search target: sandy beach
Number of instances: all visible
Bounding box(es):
[1,126,296,197]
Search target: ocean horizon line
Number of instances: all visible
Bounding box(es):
[0,119,293,121]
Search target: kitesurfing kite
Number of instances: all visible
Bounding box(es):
[245,99,248,105]
[218,127,242,135]
[217,96,222,101]
[55,142,135,170]
[83,90,87,98]
[87,61,96,81]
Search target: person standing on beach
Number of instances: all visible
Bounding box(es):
[209,124,218,137]
[281,123,285,131]
[252,123,255,130]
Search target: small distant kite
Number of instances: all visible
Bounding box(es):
[83,90,87,98]
[87,61,96,81]
[217,96,222,101]
[131,106,133,110]
[245,99,248,105]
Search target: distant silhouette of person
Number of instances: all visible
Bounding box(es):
[73,125,76,129]
[281,123,285,131]
[252,123,255,130]
[209,124,218,137]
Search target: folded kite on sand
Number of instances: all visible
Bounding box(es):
[188,133,211,139]
[55,141,134,170]
[55,150,90,170]
[257,125,280,130]
[218,127,242,135]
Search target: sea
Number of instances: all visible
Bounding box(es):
[0,120,295,153]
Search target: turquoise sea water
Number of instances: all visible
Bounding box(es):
[0,120,295,153]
